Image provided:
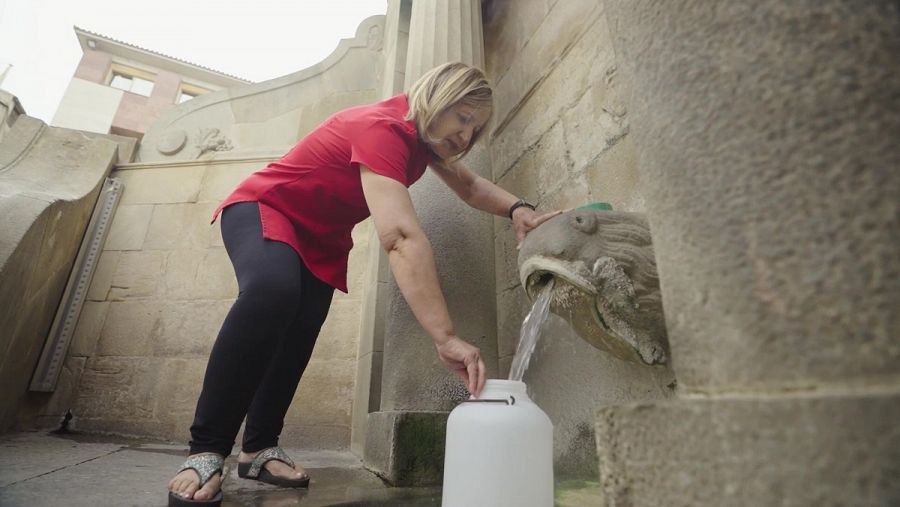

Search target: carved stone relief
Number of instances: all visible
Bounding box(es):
[156,129,187,156]
[196,128,233,158]
[367,24,383,51]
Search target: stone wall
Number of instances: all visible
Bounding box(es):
[46,155,370,449]
[483,0,674,478]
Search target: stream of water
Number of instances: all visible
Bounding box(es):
[508,279,554,382]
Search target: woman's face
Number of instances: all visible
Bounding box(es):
[426,102,491,160]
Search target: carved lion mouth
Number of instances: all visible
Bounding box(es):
[519,257,597,300]
[519,256,617,337]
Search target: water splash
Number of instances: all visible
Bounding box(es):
[508,279,555,382]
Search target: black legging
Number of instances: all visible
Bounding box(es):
[189,201,334,456]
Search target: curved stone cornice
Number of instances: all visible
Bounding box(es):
[137,15,386,163]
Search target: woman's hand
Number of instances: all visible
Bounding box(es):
[512,207,565,249]
[435,336,486,398]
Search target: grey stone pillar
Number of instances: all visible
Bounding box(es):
[352,0,409,458]
[597,1,900,505]
[363,0,498,485]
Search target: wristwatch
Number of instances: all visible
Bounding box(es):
[508,199,536,219]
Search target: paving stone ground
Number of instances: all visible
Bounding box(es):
[0,431,602,506]
[0,431,440,507]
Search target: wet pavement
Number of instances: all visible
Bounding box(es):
[0,431,602,506]
[0,431,440,507]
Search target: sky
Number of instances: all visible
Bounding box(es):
[0,0,387,122]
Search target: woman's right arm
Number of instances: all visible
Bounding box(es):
[359,165,486,397]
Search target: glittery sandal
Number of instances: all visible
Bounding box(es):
[168,453,224,506]
[237,446,310,488]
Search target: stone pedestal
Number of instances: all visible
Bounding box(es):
[597,394,900,506]
[363,411,448,486]
[599,0,900,504]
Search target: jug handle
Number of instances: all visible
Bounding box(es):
[462,396,516,406]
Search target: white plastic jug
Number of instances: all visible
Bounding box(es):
[442,379,554,507]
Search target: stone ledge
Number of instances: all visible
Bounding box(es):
[363,410,448,487]
[595,392,900,507]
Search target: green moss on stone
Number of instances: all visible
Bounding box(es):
[392,412,448,487]
[554,480,603,507]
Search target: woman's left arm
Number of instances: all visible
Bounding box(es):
[431,159,563,248]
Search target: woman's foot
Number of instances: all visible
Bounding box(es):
[168,453,223,501]
[238,449,308,481]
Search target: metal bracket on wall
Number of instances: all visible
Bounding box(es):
[29,177,125,392]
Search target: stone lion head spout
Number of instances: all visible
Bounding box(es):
[517,207,669,365]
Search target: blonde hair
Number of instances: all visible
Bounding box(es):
[406,62,493,161]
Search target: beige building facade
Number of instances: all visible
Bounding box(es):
[1,0,897,504]
[53,27,251,139]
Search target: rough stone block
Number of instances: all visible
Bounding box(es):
[534,121,571,195]
[32,356,87,422]
[116,166,205,205]
[275,422,350,451]
[234,109,301,149]
[541,173,592,211]
[71,131,138,165]
[363,411,448,486]
[494,147,539,205]
[153,357,207,419]
[316,299,363,361]
[300,90,379,136]
[75,356,166,421]
[596,393,900,507]
[69,301,109,357]
[143,202,220,250]
[197,161,263,203]
[483,0,549,81]
[104,204,153,251]
[96,301,161,356]
[490,88,553,180]
[107,250,165,300]
[584,135,642,212]
[491,0,598,133]
[563,80,628,173]
[86,250,120,301]
[163,248,236,301]
[153,300,232,357]
[290,358,356,427]
[490,4,610,179]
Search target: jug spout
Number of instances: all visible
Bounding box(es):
[517,207,669,365]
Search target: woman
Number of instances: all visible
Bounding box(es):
[167,62,560,506]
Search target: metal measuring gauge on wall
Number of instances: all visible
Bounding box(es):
[29,177,125,392]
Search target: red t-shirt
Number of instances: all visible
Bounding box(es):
[211,94,430,292]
